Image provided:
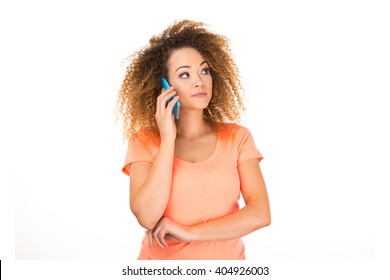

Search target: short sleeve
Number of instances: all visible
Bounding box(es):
[235,126,263,165]
[122,132,155,176]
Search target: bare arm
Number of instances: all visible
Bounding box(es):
[129,141,175,230]
[151,158,271,248]
[129,87,179,230]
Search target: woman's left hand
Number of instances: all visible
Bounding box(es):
[147,217,192,249]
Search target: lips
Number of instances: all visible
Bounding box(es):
[192,92,207,97]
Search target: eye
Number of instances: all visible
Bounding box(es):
[179,72,189,78]
[201,67,210,75]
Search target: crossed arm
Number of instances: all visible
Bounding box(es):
[129,156,271,249]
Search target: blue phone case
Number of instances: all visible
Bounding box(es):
[161,78,180,119]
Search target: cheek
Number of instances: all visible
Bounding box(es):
[174,85,187,98]
[206,76,213,88]
[173,81,192,96]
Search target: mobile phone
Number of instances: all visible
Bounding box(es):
[161,77,180,119]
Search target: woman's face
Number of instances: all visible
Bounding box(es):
[166,47,213,111]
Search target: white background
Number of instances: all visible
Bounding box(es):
[1,0,389,278]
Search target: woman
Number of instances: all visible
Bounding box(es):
[117,20,270,260]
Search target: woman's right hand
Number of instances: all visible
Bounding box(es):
[155,87,179,143]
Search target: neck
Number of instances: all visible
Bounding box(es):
[176,109,211,139]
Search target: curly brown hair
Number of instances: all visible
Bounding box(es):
[116,19,245,140]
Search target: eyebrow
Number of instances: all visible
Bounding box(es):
[175,61,208,73]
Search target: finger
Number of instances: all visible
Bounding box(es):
[160,87,173,95]
[157,91,177,114]
[158,231,168,247]
[161,84,174,93]
[156,236,166,249]
[153,230,166,249]
[160,91,177,108]
[166,96,180,112]
[158,87,175,99]
[155,222,169,247]
[147,230,153,248]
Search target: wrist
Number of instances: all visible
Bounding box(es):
[186,226,198,242]
[160,136,176,146]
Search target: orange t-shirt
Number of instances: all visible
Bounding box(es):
[122,123,263,260]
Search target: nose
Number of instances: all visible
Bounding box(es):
[193,74,204,88]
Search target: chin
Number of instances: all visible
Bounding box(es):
[194,104,210,110]
[182,101,211,111]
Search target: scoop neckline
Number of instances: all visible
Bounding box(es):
[174,136,220,165]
